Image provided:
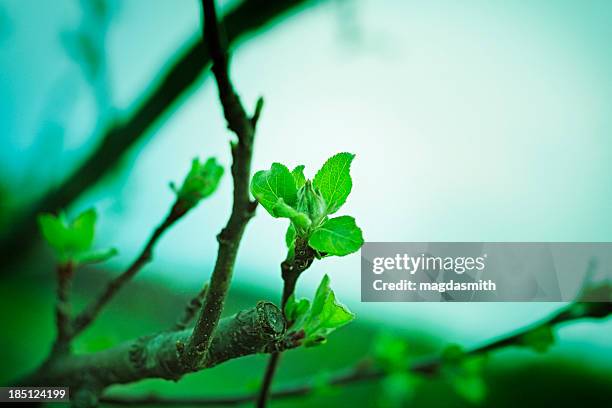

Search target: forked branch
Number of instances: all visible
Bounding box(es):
[71,200,189,339]
[20,303,290,390]
[181,0,261,369]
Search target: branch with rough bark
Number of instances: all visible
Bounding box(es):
[257,238,316,407]
[99,301,612,406]
[179,0,260,371]
[13,1,289,405]
[20,303,291,395]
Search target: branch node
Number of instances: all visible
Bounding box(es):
[175,340,185,355]
[247,200,258,215]
[196,343,207,354]
[128,335,151,370]
[251,97,265,128]
[216,229,232,244]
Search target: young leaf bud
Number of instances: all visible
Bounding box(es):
[297,181,327,227]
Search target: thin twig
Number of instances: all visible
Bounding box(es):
[173,284,209,331]
[101,301,612,406]
[182,0,260,369]
[257,238,316,407]
[71,200,189,338]
[51,262,74,355]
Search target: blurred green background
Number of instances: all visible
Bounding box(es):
[0,0,611,406]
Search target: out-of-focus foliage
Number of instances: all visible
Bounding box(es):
[171,157,224,208]
[373,333,420,407]
[519,325,555,353]
[441,344,488,404]
[38,208,117,265]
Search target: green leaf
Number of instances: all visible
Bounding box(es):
[250,163,298,216]
[74,247,118,265]
[449,373,486,404]
[308,216,364,256]
[287,275,354,348]
[292,165,306,189]
[67,208,97,252]
[519,324,555,353]
[294,298,311,319]
[271,199,311,231]
[380,372,419,408]
[442,344,487,374]
[442,344,466,364]
[374,333,409,373]
[38,208,117,266]
[311,371,336,397]
[318,290,354,329]
[310,274,332,318]
[286,242,295,262]
[38,208,97,261]
[284,294,311,324]
[285,224,296,248]
[313,152,354,214]
[177,157,224,207]
[302,274,355,346]
[38,213,69,255]
[441,344,488,404]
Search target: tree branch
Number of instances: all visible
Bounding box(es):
[71,200,189,339]
[257,238,316,406]
[180,0,260,370]
[19,302,289,392]
[52,262,75,355]
[100,301,612,406]
[0,0,313,270]
[14,0,312,398]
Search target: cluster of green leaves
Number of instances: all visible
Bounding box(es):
[38,208,117,265]
[171,157,224,208]
[374,333,411,372]
[250,153,363,258]
[518,324,555,353]
[441,344,488,404]
[284,274,355,347]
[372,326,557,406]
[373,333,421,407]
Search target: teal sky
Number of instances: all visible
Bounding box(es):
[1,0,611,364]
